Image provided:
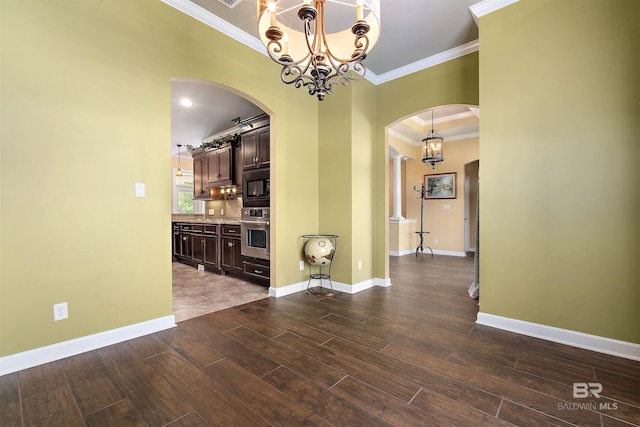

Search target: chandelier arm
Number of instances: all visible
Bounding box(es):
[259,0,378,100]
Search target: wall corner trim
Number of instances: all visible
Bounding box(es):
[476,312,640,362]
[0,316,176,376]
[469,0,519,26]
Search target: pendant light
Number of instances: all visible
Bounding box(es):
[176,144,183,177]
[258,0,381,101]
[421,111,444,169]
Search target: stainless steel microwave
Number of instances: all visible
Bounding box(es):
[243,168,270,207]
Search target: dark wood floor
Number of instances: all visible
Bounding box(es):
[2,254,639,426]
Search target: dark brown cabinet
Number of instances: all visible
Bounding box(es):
[193,155,209,199]
[243,257,270,286]
[172,223,218,271]
[234,142,243,196]
[242,126,270,170]
[203,225,218,268]
[172,224,181,257]
[220,224,242,274]
[206,145,232,187]
[178,224,192,259]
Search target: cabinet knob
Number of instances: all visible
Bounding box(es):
[228,242,233,247]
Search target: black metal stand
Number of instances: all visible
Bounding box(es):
[413,183,433,257]
[302,234,339,296]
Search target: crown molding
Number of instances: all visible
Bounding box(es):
[160,0,266,55]
[469,0,520,26]
[388,129,418,145]
[163,0,480,87]
[369,40,479,85]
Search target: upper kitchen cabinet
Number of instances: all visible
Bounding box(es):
[205,144,232,187]
[242,126,270,170]
[192,155,209,199]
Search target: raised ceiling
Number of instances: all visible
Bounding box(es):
[168,0,504,155]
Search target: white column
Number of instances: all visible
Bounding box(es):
[391,154,404,220]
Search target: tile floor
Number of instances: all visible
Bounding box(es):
[172,262,269,322]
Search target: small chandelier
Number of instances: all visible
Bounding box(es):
[176,144,183,177]
[258,0,381,101]
[422,111,444,169]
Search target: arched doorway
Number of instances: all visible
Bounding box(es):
[386,104,479,258]
[170,78,273,321]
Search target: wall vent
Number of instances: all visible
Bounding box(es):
[217,0,242,8]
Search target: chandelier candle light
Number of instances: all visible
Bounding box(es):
[258,0,380,100]
[422,111,444,169]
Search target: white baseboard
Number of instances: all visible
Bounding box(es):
[269,277,391,298]
[390,249,468,257]
[433,249,468,257]
[476,312,640,362]
[389,249,415,256]
[0,315,176,376]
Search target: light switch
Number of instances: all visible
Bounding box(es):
[443,204,450,209]
[135,183,145,198]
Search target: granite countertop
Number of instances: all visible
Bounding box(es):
[172,218,240,224]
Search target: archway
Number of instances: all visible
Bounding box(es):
[386,104,479,259]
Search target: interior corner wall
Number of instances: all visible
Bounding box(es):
[479,0,640,343]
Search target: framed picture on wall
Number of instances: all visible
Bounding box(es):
[425,172,456,199]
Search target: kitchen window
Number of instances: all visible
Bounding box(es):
[173,170,204,214]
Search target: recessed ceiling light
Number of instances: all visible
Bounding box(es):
[179,98,192,107]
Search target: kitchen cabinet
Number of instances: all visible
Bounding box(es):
[243,257,270,286]
[206,145,233,187]
[178,224,192,259]
[192,155,209,199]
[172,224,181,257]
[234,142,243,196]
[172,223,218,271]
[221,224,242,275]
[203,225,218,268]
[242,126,270,170]
[190,225,204,263]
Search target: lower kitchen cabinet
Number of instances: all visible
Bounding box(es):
[172,222,270,286]
[243,257,270,286]
[203,233,218,268]
[221,224,242,275]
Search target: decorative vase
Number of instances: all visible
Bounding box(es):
[304,237,335,266]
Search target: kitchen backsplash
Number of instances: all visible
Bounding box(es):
[205,198,242,219]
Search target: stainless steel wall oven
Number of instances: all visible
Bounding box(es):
[240,207,270,260]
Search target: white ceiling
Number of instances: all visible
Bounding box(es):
[169,0,495,155]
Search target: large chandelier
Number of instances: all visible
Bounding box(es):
[258,0,381,100]
[422,111,444,169]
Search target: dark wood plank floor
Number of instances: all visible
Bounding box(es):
[2,254,639,426]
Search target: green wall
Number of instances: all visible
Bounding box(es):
[0,0,319,356]
[0,0,482,358]
[479,0,640,343]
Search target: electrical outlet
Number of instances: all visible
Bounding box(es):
[221,208,225,216]
[357,260,363,270]
[53,302,68,321]
[197,264,205,271]
[434,239,439,244]
[299,261,305,271]
[209,208,215,215]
